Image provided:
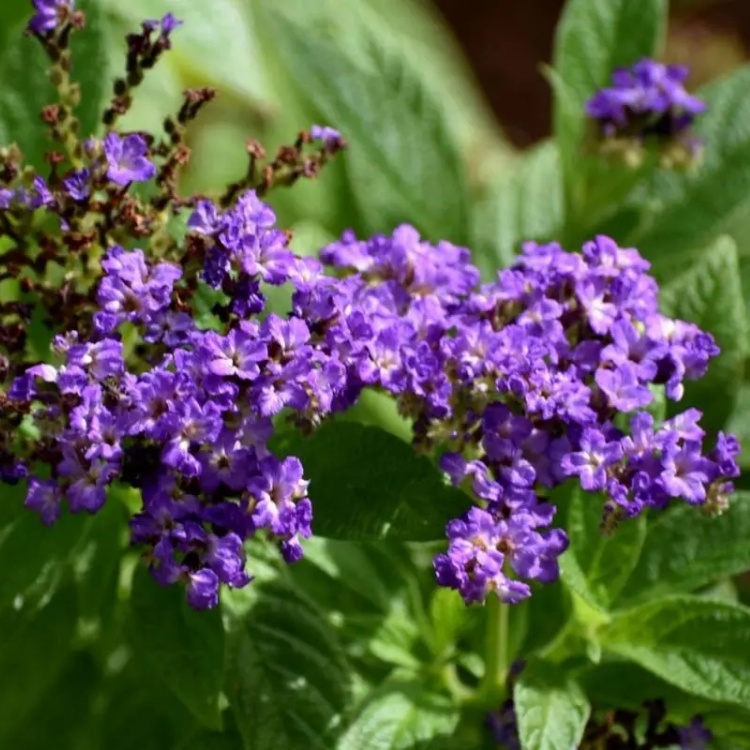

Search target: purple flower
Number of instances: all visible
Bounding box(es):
[677,716,712,750]
[204,533,251,588]
[103,133,156,186]
[561,428,623,491]
[487,700,520,750]
[160,12,183,34]
[188,200,220,235]
[186,568,220,609]
[63,168,90,201]
[25,479,62,526]
[595,363,653,412]
[247,456,310,538]
[659,438,712,504]
[29,0,74,34]
[310,124,343,145]
[585,58,706,160]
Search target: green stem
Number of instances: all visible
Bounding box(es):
[477,596,509,708]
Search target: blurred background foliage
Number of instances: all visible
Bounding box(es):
[93,0,750,270]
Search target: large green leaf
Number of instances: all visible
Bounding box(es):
[226,581,352,750]
[0,584,79,742]
[659,236,748,432]
[74,490,127,623]
[472,141,563,276]
[129,566,225,730]
[514,660,590,750]
[602,596,750,707]
[560,485,646,612]
[5,651,100,749]
[552,0,666,202]
[628,66,750,265]
[271,422,469,541]
[0,0,107,169]
[617,493,750,607]
[95,654,197,750]
[0,505,84,615]
[337,679,459,750]
[259,4,469,244]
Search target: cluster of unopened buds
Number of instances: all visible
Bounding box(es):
[0,0,740,613]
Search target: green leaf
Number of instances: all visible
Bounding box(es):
[172,729,245,750]
[5,651,100,749]
[226,581,352,750]
[260,4,469,244]
[74,490,127,622]
[0,505,84,614]
[726,384,750,469]
[95,654,196,750]
[270,422,469,542]
[368,600,423,671]
[552,0,666,196]
[471,140,563,275]
[560,485,646,612]
[617,493,750,607]
[130,565,225,730]
[0,0,107,169]
[429,587,474,659]
[514,660,590,750]
[659,236,748,432]
[0,584,79,742]
[629,66,750,264]
[294,537,403,613]
[337,679,459,750]
[602,596,750,707]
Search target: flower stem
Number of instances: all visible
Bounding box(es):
[477,596,509,708]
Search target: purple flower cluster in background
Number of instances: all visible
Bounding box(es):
[586,58,706,161]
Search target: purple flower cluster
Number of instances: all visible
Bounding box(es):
[9,195,345,607]
[0,133,155,219]
[586,58,706,161]
[7,184,739,608]
[314,231,738,605]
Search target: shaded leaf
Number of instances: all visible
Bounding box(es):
[271,422,468,542]
[602,596,750,707]
[560,485,646,611]
[617,493,750,607]
[130,566,225,730]
[226,581,351,750]
[0,585,79,742]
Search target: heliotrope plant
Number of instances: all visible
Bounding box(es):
[1,0,750,748]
